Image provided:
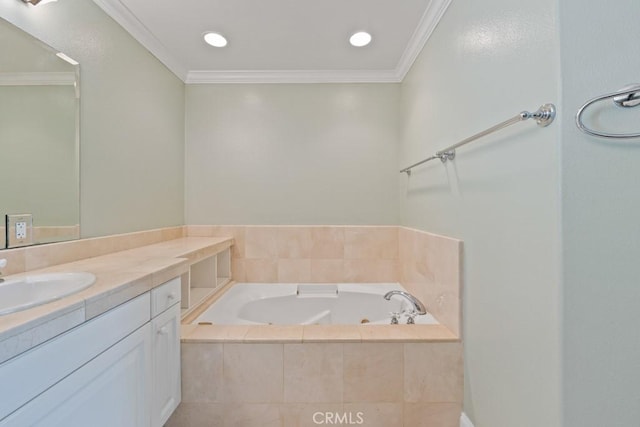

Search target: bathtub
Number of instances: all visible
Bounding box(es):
[175,282,462,427]
[193,282,439,325]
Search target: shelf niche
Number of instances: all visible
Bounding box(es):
[181,247,231,313]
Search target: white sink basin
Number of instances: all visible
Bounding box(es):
[0,272,96,316]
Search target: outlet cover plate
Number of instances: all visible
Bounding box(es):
[6,214,33,248]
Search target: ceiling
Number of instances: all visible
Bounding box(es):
[93,0,452,83]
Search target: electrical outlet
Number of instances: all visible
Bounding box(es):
[15,221,27,239]
[5,214,33,248]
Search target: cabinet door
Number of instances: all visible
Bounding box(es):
[1,324,152,427]
[0,293,150,420]
[151,303,181,427]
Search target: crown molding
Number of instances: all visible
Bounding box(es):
[0,72,77,86]
[394,0,453,81]
[91,0,188,81]
[186,69,401,84]
[92,0,451,84]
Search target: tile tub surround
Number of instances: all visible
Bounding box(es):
[168,338,463,427]
[398,227,462,337]
[186,225,399,283]
[186,225,462,335]
[174,227,462,426]
[0,235,232,364]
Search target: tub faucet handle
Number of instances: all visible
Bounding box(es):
[405,309,418,325]
[389,311,401,325]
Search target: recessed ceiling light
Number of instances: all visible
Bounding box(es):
[349,31,372,47]
[203,32,228,48]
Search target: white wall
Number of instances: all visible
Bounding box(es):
[559,1,640,425]
[185,84,399,225]
[0,0,185,238]
[398,1,562,426]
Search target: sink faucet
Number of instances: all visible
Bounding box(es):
[383,290,427,315]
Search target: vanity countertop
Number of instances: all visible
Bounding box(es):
[0,236,233,364]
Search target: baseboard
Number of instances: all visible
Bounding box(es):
[460,412,474,427]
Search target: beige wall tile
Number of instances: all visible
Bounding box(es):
[310,259,345,283]
[185,225,215,237]
[278,227,313,259]
[10,227,185,273]
[160,226,186,241]
[284,343,343,403]
[0,247,26,275]
[408,227,432,263]
[280,403,344,427]
[344,227,398,260]
[195,226,246,258]
[343,403,402,427]
[24,239,87,271]
[397,227,415,262]
[310,227,345,259]
[400,260,435,291]
[33,225,80,244]
[303,325,362,343]
[278,259,311,282]
[398,227,462,337]
[404,342,463,403]
[103,228,164,253]
[244,259,278,282]
[418,288,460,338]
[244,326,303,343]
[245,227,279,259]
[426,237,461,293]
[403,402,462,427]
[231,258,246,282]
[165,402,225,427]
[343,343,403,402]
[222,403,284,427]
[222,344,284,403]
[181,343,224,403]
[344,259,399,282]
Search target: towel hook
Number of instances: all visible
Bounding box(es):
[576,84,640,139]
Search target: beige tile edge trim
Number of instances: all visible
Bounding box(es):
[182,323,459,344]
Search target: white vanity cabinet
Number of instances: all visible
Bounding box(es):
[150,279,181,427]
[0,323,152,427]
[0,277,182,427]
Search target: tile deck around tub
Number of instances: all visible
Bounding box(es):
[181,323,458,344]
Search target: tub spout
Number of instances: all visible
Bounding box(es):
[383,290,427,315]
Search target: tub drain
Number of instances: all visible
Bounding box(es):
[360,318,370,324]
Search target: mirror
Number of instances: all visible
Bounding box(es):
[0,17,80,248]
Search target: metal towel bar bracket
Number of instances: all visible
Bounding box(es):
[400,103,556,176]
[575,84,640,139]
